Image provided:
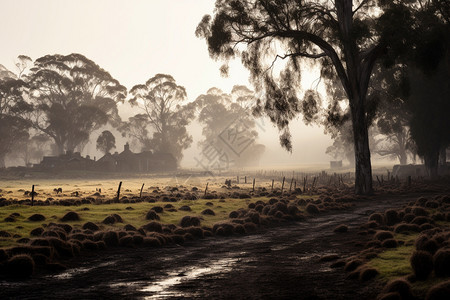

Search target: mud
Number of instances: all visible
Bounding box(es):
[0,193,429,299]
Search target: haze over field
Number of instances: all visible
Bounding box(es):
[0,0,336,168]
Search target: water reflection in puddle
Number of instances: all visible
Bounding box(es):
[50,261,116,280]
[139,257,239,299]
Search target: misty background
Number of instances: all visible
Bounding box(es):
[0,0,398,169]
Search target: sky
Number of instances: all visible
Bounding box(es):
[0,0,339,168]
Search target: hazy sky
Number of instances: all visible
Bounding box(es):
[0,0,337,167]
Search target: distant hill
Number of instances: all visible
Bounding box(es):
[0,64,17,80]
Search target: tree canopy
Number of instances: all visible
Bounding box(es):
[196,0,418,194]
[27,53,126,154]
[129,74,196,161]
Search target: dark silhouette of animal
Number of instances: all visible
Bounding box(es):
[53,188,63,194]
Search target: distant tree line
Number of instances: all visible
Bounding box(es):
[0,55,265,168]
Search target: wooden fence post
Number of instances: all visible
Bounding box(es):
[31,185,35,206]
[116,181,122,201]
[140,183,144,199]
[204,182,209,196]
[252,178,255,192]
[281,176,285,193]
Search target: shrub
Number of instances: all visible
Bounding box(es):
[426,280,450,300]
[5,254,35,279]
[103,231,119,247]
[381,279,413,300]
[28,227,44,238]
[385,210,400,226]
[119,236,134,247]
[60,212,80,222]
[151,206,164,213]
[375,231,394,241]
[410,250,433,280]
[411,216,431,225]
[28,214,46,222]
[344,259,363,272]
[306,203,319,214]
[369,213,384,225]
[433,249,450,277]
[359,267,378,281]
[412,206,429,216]
[382,239,398,248]
[234,224,246,234]
[102,215,117,224]
[201,209,215,216]
[142,221,163,233]
[82,222,99,231]
[179,205,191,211]
[145,211,160,220]
[124,224,137,232]
[394,223,420,234]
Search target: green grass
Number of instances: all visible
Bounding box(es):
[368,245,414,280]
[0,197,276,248]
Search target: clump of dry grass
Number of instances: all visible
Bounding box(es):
[28,214,46,222]
[410,250,433,280]
[4,254,35,279]
[60,211,80,222]
[426,280,450,300]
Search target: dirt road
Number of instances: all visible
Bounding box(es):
[0,194,417,299]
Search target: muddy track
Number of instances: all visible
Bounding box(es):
[0,193,423,300]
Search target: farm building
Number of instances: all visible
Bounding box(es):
[34,143,177,173]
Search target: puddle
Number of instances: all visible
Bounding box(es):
[49,261,116,280]
[140,257,239,298]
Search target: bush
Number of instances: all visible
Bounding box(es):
[385,210,400,226]
[142,221,163,233]
[201,209,215,216]
[369,213,384,225]
[102,215,117,224]
[375,231,394,241]
[433,249,450,277]
[82,222,99,231]
[306,203,319,214]
[382,239,398,248]
[412,206,429,217]
[30,227,44,237]
[28,214,46,222]
[381,279,413,300]
[410,250,433,280]
[344,259,363,272]
[145,211,160,220]
[359,267,378,281]
[103,231,119,247]
[179,205,191,211]
[60,212,80,222]
[426,280,450,300]
[5,254,35,279]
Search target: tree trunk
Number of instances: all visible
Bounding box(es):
[424,151,439,179]
[399,151,407,165]
[350,99,373,195]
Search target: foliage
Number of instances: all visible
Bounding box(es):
[128,74,196,161]
[0,78,32,167]
[96,130,116,155]
[27,53,126,154]
[194,86,265,169]
[196,0,413,194]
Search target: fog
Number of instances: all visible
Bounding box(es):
[0,0,341,169]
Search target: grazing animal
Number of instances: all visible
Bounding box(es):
[71,191,79,197]
[53,188,63,194]
[225,179,232,187]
